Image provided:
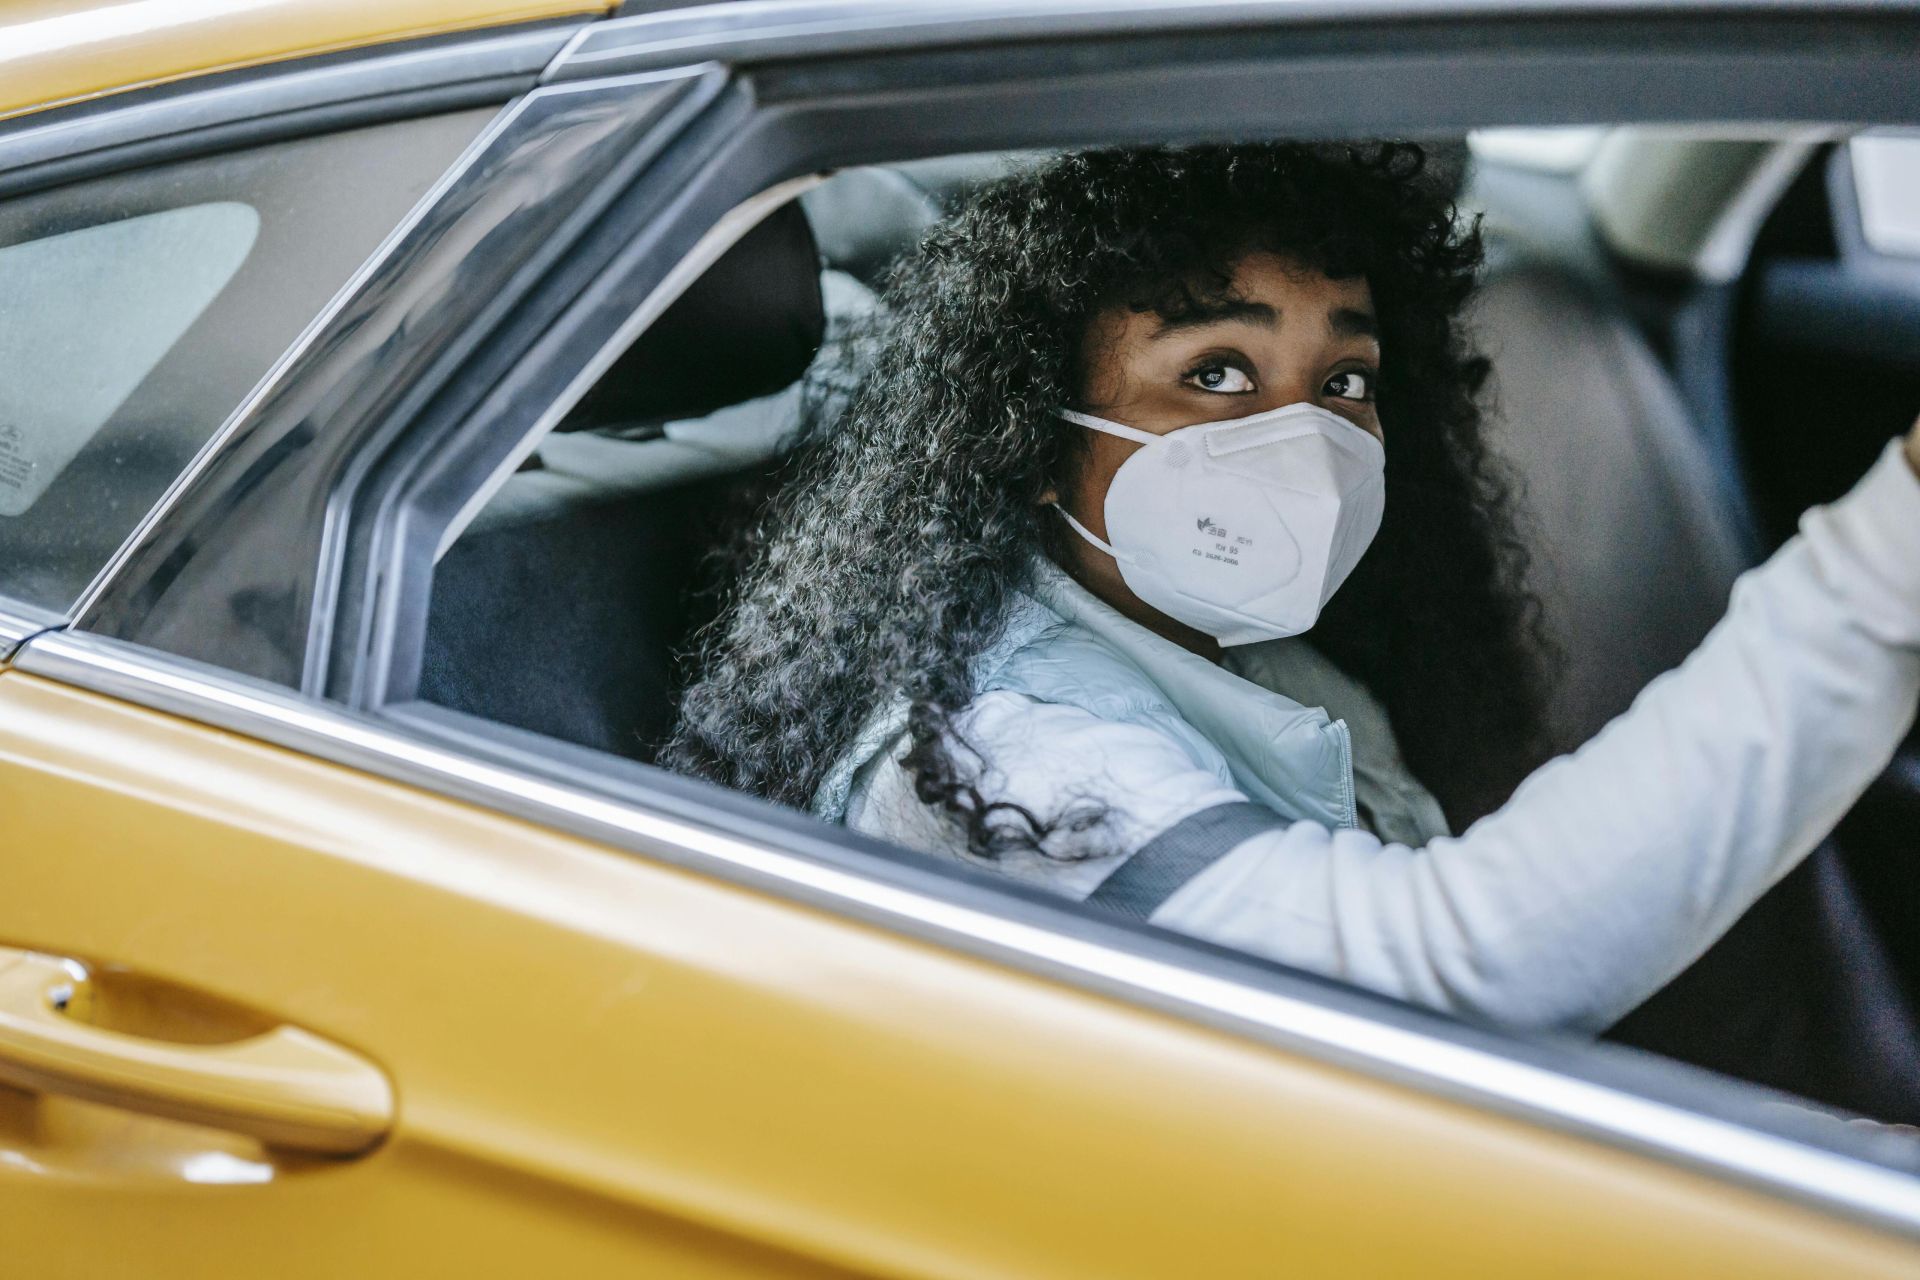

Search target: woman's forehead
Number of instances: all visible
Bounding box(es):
[1088,253,1376,354]
[1100,251,1373,328]
[1221,251,1374,310]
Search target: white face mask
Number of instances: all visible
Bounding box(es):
[1052,401,1386,646]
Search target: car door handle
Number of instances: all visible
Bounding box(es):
[0,948,392,1156]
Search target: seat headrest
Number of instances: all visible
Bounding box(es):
[802,168,943,287]
[560,199,825,433]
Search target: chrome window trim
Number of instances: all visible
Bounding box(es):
[0,600,60,663]
[16,627,1920,1241]
[0,21,574,167]
[555,0,1920,80]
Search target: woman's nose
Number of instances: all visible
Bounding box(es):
[1255,378,1319,412]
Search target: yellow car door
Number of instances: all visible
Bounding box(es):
[7,635,1920,1279]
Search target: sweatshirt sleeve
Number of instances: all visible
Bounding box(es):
[1157,438,1920,1030]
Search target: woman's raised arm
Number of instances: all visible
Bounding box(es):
[865,427,1920,1031]
[1152,430,1920,1029]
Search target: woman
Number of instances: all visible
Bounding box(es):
[664,142,1920,1032]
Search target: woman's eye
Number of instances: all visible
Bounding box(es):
[1186,362,1255,394]
[1324,369,1374,402]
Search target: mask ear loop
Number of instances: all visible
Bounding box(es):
[1049,408,1151,560]
[1053,407,1162,446]
[1049,502,1120,558]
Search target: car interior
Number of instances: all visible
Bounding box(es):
[413,127,1920,1125]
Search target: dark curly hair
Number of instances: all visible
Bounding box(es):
[662,141,1553,847]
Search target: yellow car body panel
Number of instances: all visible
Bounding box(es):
[2,670,1918,1276]
[0,0,615,122]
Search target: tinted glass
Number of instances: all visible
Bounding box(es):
[0,108,495,612]
[1850,131,1920,258]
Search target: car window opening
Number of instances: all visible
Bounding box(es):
[418,129,1920,1138]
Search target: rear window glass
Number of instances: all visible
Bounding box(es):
[0,202,259,516]
[1849,130,1920,258]
[0,107,495,613]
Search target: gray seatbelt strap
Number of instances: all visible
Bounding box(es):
[1083,801,1286,922]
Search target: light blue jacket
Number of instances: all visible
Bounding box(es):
[814,559,1362,833]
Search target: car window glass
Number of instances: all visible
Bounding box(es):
[0,107,495,614]
[0,202,259,516]
[1466,126,1603,173]
[1849,131,1920,258]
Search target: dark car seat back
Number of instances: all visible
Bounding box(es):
[1471,248,1753,754]
[563,201,825,434]
[1471,193,1920,1121]
[419,200,827,759]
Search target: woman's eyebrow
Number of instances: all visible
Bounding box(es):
[1330,306,1379,339]
[1150,299,1278,337]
